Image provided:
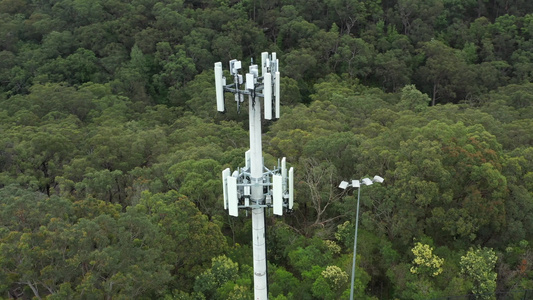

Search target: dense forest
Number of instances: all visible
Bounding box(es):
[1,0,533,299]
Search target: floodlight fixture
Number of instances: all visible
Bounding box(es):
[373,175,384,183]
[351,180,360,188]
[339,181,349,190]
[362,178,373,185]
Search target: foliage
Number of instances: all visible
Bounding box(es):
[410,242,444,277]
[1,0,533,298]
[460,247,498,298]
[311,265,349,300]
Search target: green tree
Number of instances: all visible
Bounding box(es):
[325,0,382,35]
[276,8,319,50]
[152,47,197,101]
[2,116,80,195]
[0,186,173,298]
[268,265,300,299]
[193,255,240,299]
[38,48,101,85]
[374,49,413,92]
[490,15,519,62]
[112,45,153,103]
[183,28,216,71]
[358,119,507,247]
[152,2,193,44]
[396,84,431,112]
[502,147,533,243]
[40,30,76,59]
[165,159,223,216]
[282,49,318,81]
[332,35,375,79]
[137,190,228,289]
[416,39,475,105]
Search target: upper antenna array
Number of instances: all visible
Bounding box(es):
[214,52,292,216]
[214,52,280,119]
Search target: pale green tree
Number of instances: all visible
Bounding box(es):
[460,247,498,299]
[396,84,431,112]
[410,242,444,277]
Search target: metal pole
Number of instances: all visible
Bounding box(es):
[249,95,268,300]
[350,186,362,300]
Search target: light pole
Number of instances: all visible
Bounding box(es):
[339,175,384,300]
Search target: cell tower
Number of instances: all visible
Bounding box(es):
[215,53,294,300]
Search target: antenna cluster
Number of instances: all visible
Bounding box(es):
[214,52,280,118]
[215,52,292,216]
[222,156,294,216]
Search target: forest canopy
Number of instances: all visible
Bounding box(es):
[1,0,533,299]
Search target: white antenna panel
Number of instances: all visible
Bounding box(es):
[250,64,258,77]
[246,73,254,90]
[227,176,239,217]
[275,71,280,118]
[281,157,287,181]
[288,167,294,209]
[215,62,225,112]
[273,174,283,216]
[230,59,241,75]
[261,52,268,76]
[222,168,230,209]
[245,150,251,170]
[235,93,245,103]
[264,73,272,120]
